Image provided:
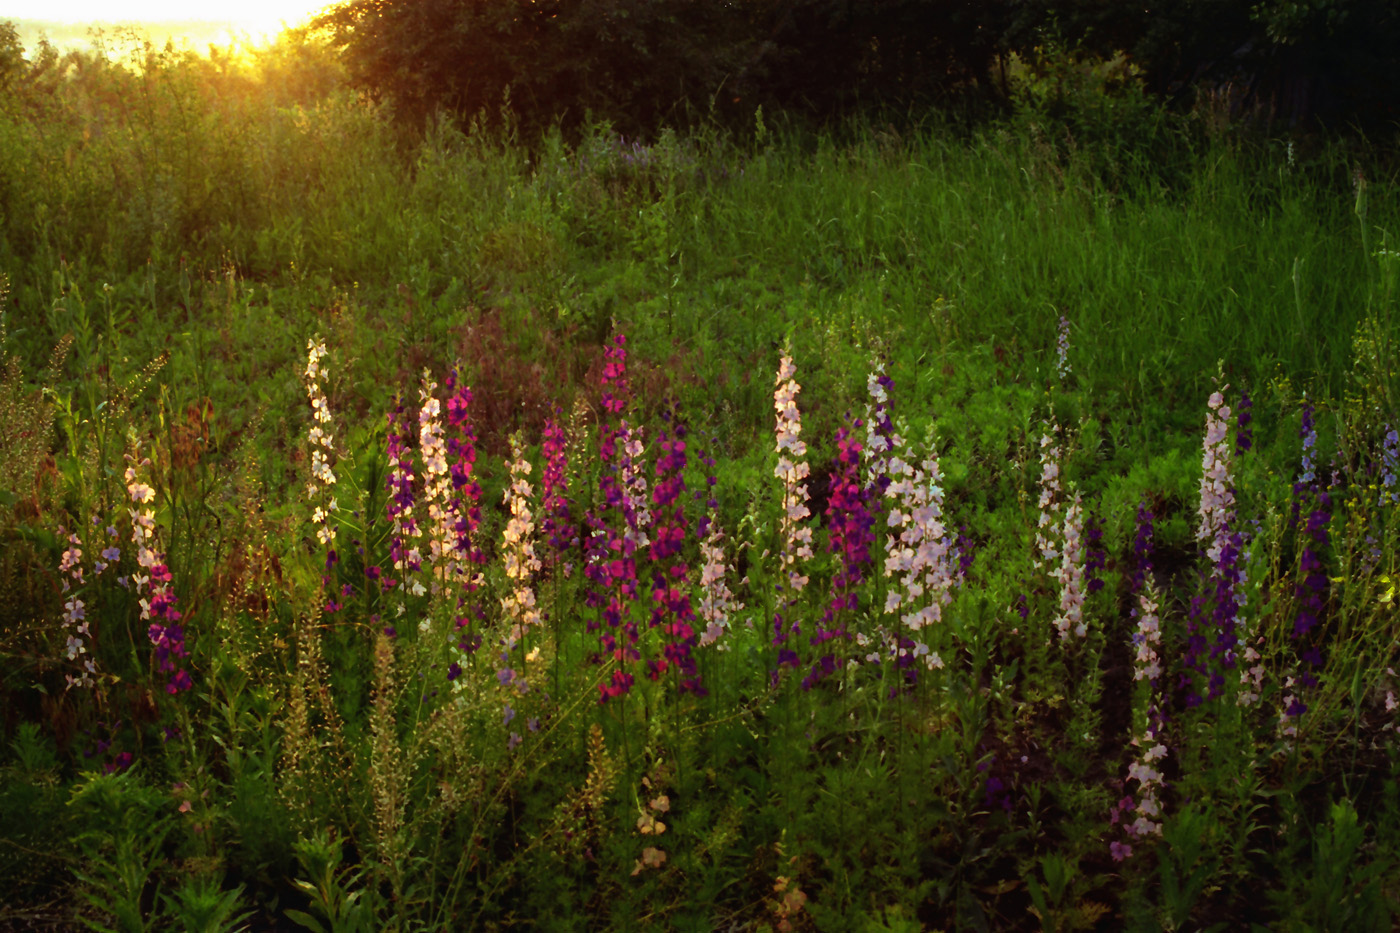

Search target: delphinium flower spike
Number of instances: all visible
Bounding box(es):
[304,337,339,554]
[863,358,895,498]
[1236,390,1254,456]
[1130,503,1164,686]
[1034,418,1064,574]
[1227,389,1262,705]
[1182,386,1243,706]
[587,333,642,702]
[440,373,487,685]
[697,510,742,649]
[804,421,875,691]
[540,412,576,572]
[1280,402,1330,736]
[620,424,652,553]
[772,349,814,673]
[1296,398,1317,489]
[695,442,741,650]
[418,369,456,602]
[646,418,703,695]
[126,444,191,694]
[443,366,486,592]
[58,527,99,688]
[1197,388,1235,563]
[1380,425,1398,507]
[1055,315,1072,383]
[774,351,814,593]
[1112,502,1168,860]
[384,394,422,619]
[1051,491,1088,640]
[881,425,951,684]
[501,432,543,649]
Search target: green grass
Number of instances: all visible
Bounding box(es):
[2,30,1400,932]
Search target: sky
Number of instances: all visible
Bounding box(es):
[1,0,329,47]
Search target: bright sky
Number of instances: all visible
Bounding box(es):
[1,0,329,44]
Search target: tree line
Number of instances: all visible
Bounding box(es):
[309,0,1400,138]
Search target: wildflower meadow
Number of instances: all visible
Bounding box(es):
[3,25,1400,933]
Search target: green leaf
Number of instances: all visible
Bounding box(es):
[283,909,329,933]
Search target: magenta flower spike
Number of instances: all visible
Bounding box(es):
[587,333,644,702]
[645,420,704,695]
[541,413,577,570]
[443,367,486,584]
[804,422,875,691]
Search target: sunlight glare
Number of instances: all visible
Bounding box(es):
[2,0,332,44]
